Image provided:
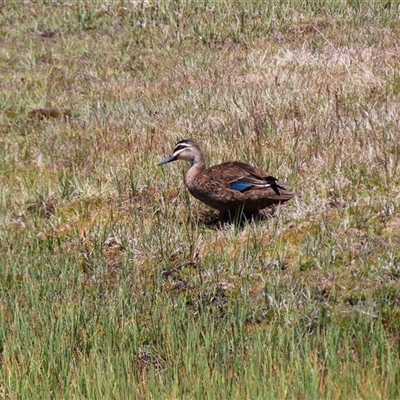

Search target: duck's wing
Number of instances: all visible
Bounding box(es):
[209,162,288,194]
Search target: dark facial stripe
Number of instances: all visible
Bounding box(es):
[174,143,192,152]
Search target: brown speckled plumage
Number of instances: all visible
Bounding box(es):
[159,139,296,220]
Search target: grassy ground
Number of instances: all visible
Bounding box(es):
[1,0,400,398]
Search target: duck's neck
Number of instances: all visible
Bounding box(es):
[185,153,206,186]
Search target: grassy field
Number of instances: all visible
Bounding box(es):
[1,0,400,398]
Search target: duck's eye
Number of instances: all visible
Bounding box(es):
[174,144,191,152]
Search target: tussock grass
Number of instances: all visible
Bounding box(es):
[1,1,400,398]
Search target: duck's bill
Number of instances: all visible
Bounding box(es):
[158,154,177,165]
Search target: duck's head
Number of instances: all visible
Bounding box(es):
[159,140,201,166]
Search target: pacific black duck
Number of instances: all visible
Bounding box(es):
[159,139,296,220]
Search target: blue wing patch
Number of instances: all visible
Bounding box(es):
[229,180,253,192]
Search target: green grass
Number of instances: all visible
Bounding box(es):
[1,0,400,398]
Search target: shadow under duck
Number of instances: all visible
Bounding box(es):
[159,139,297,221]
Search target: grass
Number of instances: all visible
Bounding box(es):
[1,0,400,398]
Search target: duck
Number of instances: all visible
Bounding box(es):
[159,139,297,221]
